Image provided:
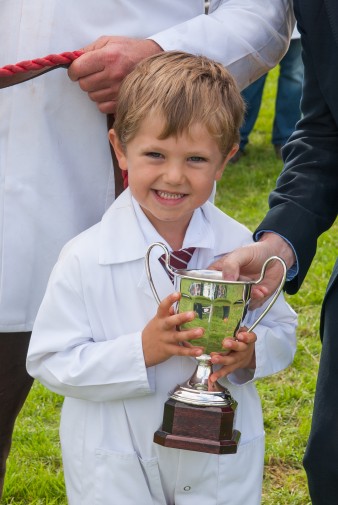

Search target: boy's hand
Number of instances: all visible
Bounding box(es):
[209,327,256,383]
[142,292,204,367]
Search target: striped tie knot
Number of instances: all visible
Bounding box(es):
[159,247,196,283]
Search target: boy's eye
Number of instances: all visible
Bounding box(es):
[146,152,163,159]
[188,156,207,162]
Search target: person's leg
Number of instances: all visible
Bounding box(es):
[239,74,267,152]
[303,270,338,504]
[0,332,34,497]
[272,38,303,151]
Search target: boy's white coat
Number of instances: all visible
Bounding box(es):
[28,189,297,505]
[0,0,293,331]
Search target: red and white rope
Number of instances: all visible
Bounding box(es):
[0,51,84,77]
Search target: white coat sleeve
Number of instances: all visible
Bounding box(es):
[27,252,154,402]
[225,292,297,386]
[150,0,295,90]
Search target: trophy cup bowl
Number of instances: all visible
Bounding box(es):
[145,242,286,454]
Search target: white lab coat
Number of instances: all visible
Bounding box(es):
[0,0,294,332]
[27,189,297,505]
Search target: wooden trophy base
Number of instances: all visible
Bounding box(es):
[154,398,240,454]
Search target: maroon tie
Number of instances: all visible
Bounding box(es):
[159,247,196,283]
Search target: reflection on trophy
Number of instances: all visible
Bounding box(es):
[145,242,286,454]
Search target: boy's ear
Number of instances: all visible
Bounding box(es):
[225,144,240,164]
[108,129,128,171]
[215,144,239,181]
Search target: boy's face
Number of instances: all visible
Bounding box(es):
[110,114,237,242]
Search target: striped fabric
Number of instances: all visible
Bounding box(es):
[159,247,196,283]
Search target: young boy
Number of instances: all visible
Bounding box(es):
[27,52,297,505]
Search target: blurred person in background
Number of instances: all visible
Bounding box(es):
[232,26,303,163]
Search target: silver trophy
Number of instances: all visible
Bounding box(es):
[145,242,286,453]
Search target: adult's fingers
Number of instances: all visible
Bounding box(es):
[68,50,105,81]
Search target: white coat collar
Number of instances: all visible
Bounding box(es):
[98,187,246,265]
[99,188,146,265]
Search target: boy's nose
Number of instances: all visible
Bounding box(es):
[162,163,185,185]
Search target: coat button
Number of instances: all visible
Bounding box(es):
[183,486,191,491]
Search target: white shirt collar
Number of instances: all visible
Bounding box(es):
[131,196,214,257]
[99,188,216,266]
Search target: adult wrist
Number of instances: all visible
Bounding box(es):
[260,232,296,270]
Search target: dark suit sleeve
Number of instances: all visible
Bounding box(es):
[255,16,338,294]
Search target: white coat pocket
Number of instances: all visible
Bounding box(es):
[94,448,166,505]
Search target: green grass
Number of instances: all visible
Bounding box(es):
[2,68,336,504]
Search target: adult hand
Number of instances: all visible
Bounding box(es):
[68,36,163,114]
[209,233,296,309]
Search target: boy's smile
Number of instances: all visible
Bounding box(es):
[110,114,237,247]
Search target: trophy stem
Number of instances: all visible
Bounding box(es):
[169,354,235,407]
[185,353,212,390]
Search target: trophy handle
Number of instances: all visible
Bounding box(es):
[145,242,176,305]
[247,256,287,333]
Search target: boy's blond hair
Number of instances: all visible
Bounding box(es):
[113,51,244,156]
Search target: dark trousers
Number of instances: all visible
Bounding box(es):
[303,263,338,504]
[240,38,303,150]
[0,332,34,497]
